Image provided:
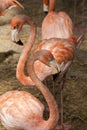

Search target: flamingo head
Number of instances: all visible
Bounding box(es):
[11,15,24,46]
[7,0,24,10]
[34,50,59,74]
[11,26,23,46]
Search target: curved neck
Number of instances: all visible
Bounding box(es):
[28,53,59,130]
[16,16,36,85]
[49,0,55,12]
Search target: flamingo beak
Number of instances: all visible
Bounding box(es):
[49,59,60,74]
[8,0,24,10]
[43,4,48,14]
[11,28,23,46]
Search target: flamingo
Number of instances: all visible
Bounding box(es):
[0,49,60,130]
[11,14,27,45]
[11,14,58,87]
[42,0,84,125]
[42,0,84,124]
[0,0,24,16]
[11,14,84,89]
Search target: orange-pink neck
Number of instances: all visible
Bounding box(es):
[16,16,36,85]
[28,51,59,129]
[48,0,55,12]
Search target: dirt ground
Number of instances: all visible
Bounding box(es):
[0,0,87,130]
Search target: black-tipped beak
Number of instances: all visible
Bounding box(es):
[44,11,48,15]
[43,4,48,15]
[11,28,23,46]
[15,40,23,46]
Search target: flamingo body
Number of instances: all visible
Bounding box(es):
[36,38,76,64]
[42,11,73,39]
[0,91,45,130]
[24,38,76,86]
[32,38,76,82]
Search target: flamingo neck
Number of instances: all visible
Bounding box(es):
[16,17,36,85]
[28,54,59,130]
[48,0,55,12]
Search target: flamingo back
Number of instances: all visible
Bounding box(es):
[42,11,73,39]
[0,91,45,130]
[36,38,76,64]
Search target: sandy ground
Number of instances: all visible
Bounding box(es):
[0,0,87,130]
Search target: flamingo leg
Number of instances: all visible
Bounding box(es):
[55,123,71,130]
[60,72,71,130]
[51,73,59,94]
[59,61,73,130]
[54,72,71,130]
[76,34,85,49]
[58,35,85,130]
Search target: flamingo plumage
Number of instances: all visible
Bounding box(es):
[42,0,77,41]
[0,49,59,130]
[0,0,24,16]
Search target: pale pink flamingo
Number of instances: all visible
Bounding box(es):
[0,0,24,16]
[0,49,60,130]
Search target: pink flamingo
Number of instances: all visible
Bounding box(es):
[41,2,82,127]
[11,14,58,87]
[0,49,60,130]
[42,0,84,124]
[0,0,24,16]
[11,14,84,90]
